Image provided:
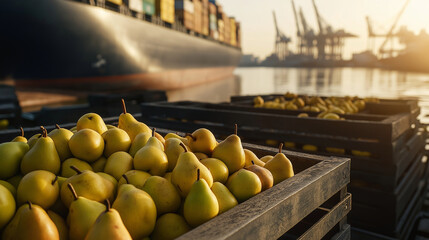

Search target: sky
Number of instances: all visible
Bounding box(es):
[216,0,429,60]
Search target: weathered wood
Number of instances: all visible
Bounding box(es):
[330,224,350,240]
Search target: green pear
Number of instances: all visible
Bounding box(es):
[47,210,68,240]
[0,180,16,198]
[27,133,41,148]
[244,149,265,167]
[245,164,273,191]
[264,145,294,185]
[61,158,93,178]
[171,143,213,198]
[85,200,132,240]
[151,213,191,240]
[118,99,152,142]
[133,135,168,176]
[102,128,131,157]
[104,151,133,180]
[17,170,59,209]
[0,184,15,229]
[183,169,219,227]
[165,138,189,171]
[12,127,27,143]
[211,182,238,214]
[66,183,106,240]
[60,166,114,208]
[128,132,151,157]
[185,128,217,155]
[76,113,108,134]
[142,176,181,215]
[200,158,229,184]
[21,127,60,175]
[118,170,151,190]
[212,126,245,174]
[164,132,189,146]
[113,185,156,239]
[14,202,60,240]
[91,156,107,172]
[69,129,104,163]
[2,202,23,240]
[0,142,29,179]
[226,169,261,203]
[260,155,274,163]
[49,124,74,161]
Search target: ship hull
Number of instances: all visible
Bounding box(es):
[0,0,241,90]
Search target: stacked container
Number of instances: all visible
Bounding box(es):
[223,13,230,44]
[201,0,209,36]
[193,0,202,33]
[175,0,194,30]
[107,0,122,5]
[156,0,175,24]
[128,0,143,13]
[236,22,241,48]
[230,17,236,46]
[143,0,156,16]
[209,2,217,39]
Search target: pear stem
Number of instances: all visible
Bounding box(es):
[70,165,83,175]
[251,160,255,165]
[51,176,58,185]
[20,127,24,137]
[197,169,200,181]
[40,126,47,138]
[179,142,187,152]
[185,133,196,141]
[121,99,127,114]
[234,124,238,135]
[28,201,32,210]
[67,183,78,201]
[279,143,284,154]
[55,124,61,129]
[152,128,156,137]
[122,174,129,184]
[105,199,111,213]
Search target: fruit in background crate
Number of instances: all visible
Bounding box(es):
[101,128,131,158]
[0,180,16,198]
[118,170,151,190]
[133,131,168,176]
[226,168,262,203]
[244,149,265,167]
[284,141,296,148]
[91,156,107,172]
[212,124,245,174]
[61,158,93,178]
[48,124,74,161]
[186,128,218,155]
[184,169,219,227]
[245,162,273,191]
[211,182,238,214]
[151,213,191,240]
[68,129,104,163]
[113,184,156,239]
[0,184,15,229]
[264,144,294,185]
[200,158,229,184]
[128,132,151,157]
[265,139,279,147]
[21,127,60,175]
[172,143,213,198]
[323,113,340,120]
[0,142,28,179]
[47,210,68,240]
[352,150,372,157]
[17,170,59,209]
[104,151,133,180]
[76,113,108,135]
[165,138,188,171]
[326,147,345,154]
[142,176,181,215]
[12,127,27,143]
[85,200,133,240]
[118,99,152,142]
[302,144,318,151]
[253,96,264,107]
[297,113,309,118]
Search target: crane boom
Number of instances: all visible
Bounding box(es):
[272,11,280,37]
[379,0,411,53]
[299,7,309,35]
[291,0,301,37]
[312,0,323,35]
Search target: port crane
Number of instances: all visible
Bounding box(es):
[272,11,291,61]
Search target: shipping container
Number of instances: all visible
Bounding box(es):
[230,17,236,46]
[209,2,216,14]
[236,22,241,48]
[143,0,155,15]
[218,19,224,42]
[216,3,223,15]
[156,0,175,23]
[209,29,219,40]
[209,14,217,30]
[175,0,194,13]
[129,0,143,13]
[107,0,122,5]
[193,0,202,33]
[201,0,209,35]
[223,13,230,44]
[175,10,194,30]
[209,0,216,4]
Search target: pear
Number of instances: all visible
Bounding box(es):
[165,137,189,171]
[21,127,60,175]
[128,132,151,157]
[104,151,133,180]
[211,182,238,214]
[69,129,104,163]
[106,124,116,129]
[17,170,59,209]
[185,128,217,155]
[0,184,15,229]
[102,128,131,157]
[113,185,156,239]
[91,156,107,172]
[260,155,274,163]
[200,158,229,184]
[66,183,105,240]
[118,99,152,142]
[154,132,166,147]
[2,202,23,240]
[171,143,213,197]
[194,152,209,160]
[118,170,151,189]
[49,124,74,161]
[27,133,41,148]
[47,210,68,240]
[0,141,28,179]
[97,172,118,199]
[245,162,274,191]
[212,125,245,174]
[244,149,265,167]
[76,112,108,134]
[226,168,261,203]
[264,144,294,185]
[12,127,27,142]
[164,172,172,182]
[183,169,219,227]
[49,176,69,218]
[151,213,191,240]
[164,132,189,146]
[61,166,114,208]
[14,202,60,240]
[61,158,93,178]
[142,176,181,215]
[133,133,168,176]
[6,174,22,190]
[0,180,16,198]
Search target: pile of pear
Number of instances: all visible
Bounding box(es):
[0,100,295,240]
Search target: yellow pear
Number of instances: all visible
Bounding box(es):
[226,168,261,203]
[164,172,172,182]
[69,129,104,163]
[0,141,28,179]
[133,135,168,176]
[47,210,68,240]
[260,155,274,163]
[91,156,107,172]
[118,99,152,142]
[194,152,209,160]
[96,172,118,199]
[171,143,213,197]
[245,163,274,191]
[12,127,27,143]
[150,213,191,240]
[142,176,181,215]
[104,151,133,180]
[212,125,245,174]
[264,144,294,185]
[76,113,107,134]
[165,138,189,171]
[0,180,16,198]
[154,132,166,147]
[185,128,217,155]
[0,184,15,229]
[101,128,131,157]
[244,149,265,167]
[211,182,238,214]
[17,170,59,209]
[21,127,60,175]
[164,132,189,146]
[49,176,68,218]
[118,170,152,190]
[49,124,74,161]
[200,158,229,184]
[61,158,93,178]
[128,132,151,157]
[6,174,22,190]
[2,202,23,240]
[27,133,41,148]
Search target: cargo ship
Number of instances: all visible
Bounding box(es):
[0,0,242,90]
